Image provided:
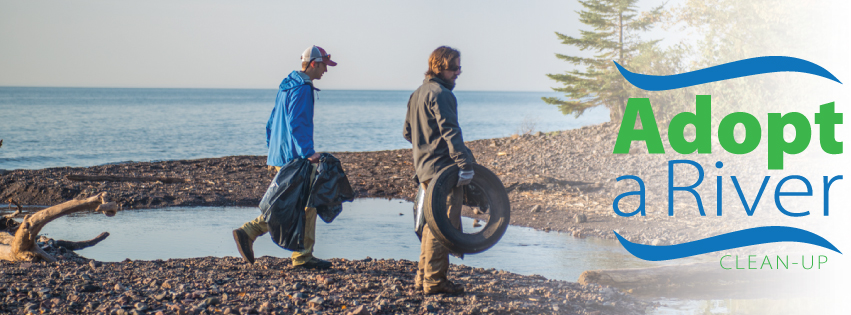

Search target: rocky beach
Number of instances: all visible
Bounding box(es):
[0,121,829,314]
[0,254,652,315]
[0,122,807,245]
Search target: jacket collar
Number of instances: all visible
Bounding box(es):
[427,75,455,91]
[280,70,315,91]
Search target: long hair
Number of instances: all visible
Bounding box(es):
[425,46,460,78]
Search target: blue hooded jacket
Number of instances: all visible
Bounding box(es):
[266,71,316,166]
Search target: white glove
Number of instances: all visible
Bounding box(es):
[457,169,474,187]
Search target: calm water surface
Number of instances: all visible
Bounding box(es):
[0,87,608,170]
[41,198,658,282]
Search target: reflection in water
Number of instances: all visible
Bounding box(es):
[41,198,663,281]
[38,198,830,314]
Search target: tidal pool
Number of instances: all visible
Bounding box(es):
[36,198,828,314]
[41,198,664,281]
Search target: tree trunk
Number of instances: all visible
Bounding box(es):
[0,193,117,262]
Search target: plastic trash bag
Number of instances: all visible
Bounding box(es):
[309,153,355,223]
[259,158,312,251]
[260,153,355,251]
[413,185,427,240]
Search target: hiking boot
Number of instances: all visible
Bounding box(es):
[293,257,332,270]
[232,229,255,264]
[424,281,465,295]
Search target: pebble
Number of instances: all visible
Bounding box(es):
[348,305,367,315]
[134,302,149,311]
[0,254,648,315]
[204,297,219,306]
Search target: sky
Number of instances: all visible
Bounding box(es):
[0,0,668,91]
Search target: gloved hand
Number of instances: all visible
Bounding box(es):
[457,169,474,187]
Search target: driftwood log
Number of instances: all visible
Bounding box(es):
[0,193,117,262]
[66,174,188,184]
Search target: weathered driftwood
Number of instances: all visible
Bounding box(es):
[66,174,188,184]
[0,193,117,262]
[53,232,110,250]
[1,199,23,231]
[579,263,722,289]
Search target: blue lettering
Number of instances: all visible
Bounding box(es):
[774,175,812,217]
[731,176,770,216]
[824,175,842,215]
[668,160,705,216]
[613,175,646,216]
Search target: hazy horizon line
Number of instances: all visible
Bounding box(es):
[0,85,557,93]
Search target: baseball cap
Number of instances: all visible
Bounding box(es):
[301,45,337,66]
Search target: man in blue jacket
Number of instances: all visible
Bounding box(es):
[233,45,337,269]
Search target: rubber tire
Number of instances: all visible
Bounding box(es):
[424,164,510,254]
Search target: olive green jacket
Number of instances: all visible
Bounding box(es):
[403,76,475,184]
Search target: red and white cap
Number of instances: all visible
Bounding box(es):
[301,45,337,66]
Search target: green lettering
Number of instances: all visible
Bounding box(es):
[768,112,811,170]
[614,98,664,154]
[814,102,843,154]
[760,255,773,269]
[777,255,789,269]
[719,112,762,154]
[720,255,731,270]
[669,95,712,154]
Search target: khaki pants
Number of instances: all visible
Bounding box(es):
[240,164,318,266]
[416,180,463,292]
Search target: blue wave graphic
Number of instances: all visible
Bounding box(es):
[615,226,841,261]
[615,56,842,91]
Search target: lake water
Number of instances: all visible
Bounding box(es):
[40,198,661,282]
[36,199,829,314]
[0,87,608,170]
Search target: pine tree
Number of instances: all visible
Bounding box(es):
[544,0,662,121]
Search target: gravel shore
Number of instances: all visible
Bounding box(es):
[0,121,809,245]
[0,255,651,315]
[1,121,827,314]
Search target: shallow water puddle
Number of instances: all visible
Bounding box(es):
[41,198,663,281]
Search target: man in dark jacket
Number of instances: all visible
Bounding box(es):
[232,45,337,270]
[404,46,474,295]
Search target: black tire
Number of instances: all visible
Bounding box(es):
[424,164,510,254]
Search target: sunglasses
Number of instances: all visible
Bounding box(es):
[446,65,462,72]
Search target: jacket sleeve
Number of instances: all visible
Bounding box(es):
[431,92,474,170]
[288,85,316,158]
[266,105,276,148]
[403,93,414,144]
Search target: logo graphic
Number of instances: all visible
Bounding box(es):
[615,226,841,261]
[613,57,843,261]
[614,56,842,91]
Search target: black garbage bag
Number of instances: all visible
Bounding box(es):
[308,153,355,223]
[259,158,312,251]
